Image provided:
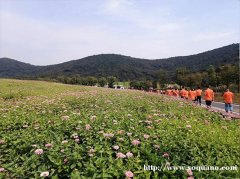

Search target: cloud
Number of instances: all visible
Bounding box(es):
[102,0,183,33]
[0,1,238,65]
[104,0,134,12]
[0,10,170,64]
[194,31,236,41]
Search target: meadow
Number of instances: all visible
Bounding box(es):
[0,79,239,178]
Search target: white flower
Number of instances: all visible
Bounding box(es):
[61,140,68,144]
[40,171,49,177]
[113,145,119,150]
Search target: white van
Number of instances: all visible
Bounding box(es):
[113,85,125,89]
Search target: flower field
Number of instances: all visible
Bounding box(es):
[0,79,239,178]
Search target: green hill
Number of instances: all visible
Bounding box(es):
[0,43,238,81]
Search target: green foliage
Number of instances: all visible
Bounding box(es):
[175,67,188,87]
[129,80,153,90]
[155,69,167,87]
[98,77,107,87]
[107,76,117,88]
[0,79,239,178]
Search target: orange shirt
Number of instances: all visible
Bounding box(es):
[166,90,171,95]
[205,88,214,101]
[180,89,187,97]
[173,90,179,96]
[180,89,184,97]
[223,91,233,103]
[175,90,179,95]
[184,90,189,98]
[189,90,196,100]
[196,89,202,96]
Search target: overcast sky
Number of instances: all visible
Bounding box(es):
[0,0,239,65]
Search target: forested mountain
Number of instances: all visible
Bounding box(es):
[0,43,238,81]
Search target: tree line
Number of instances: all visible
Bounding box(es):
[35,63,238,93]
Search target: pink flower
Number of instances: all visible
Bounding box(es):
[125,171,134,178]
[90,115,96,120]
[45,143,53,148]
[40,171,49,177]
[187,177,194,179]
[75,138,80,143]
[34,149,43,155]
[143,134,150,139]
[64,158,68,164]
[88,148,95,157]
[113,145,119,150]
[0,140,5,144]
[61,115,69,121]
[162,152,169,158]
[116,152,126,158]
[0,168,5,173]
[131,139,141,146]
[204,120,209,125]
[186,125,192,128]
[103,133,114,138]
[85,124,91,130]
[145,120,152,124]
[126,152,133,158]
[186,169,193,176]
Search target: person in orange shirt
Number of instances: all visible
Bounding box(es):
[184,88,189,99]
[196,86,202,105]
[204,87,214,108]
[223,89,234,113]
[180,88,184,98]
[166,88,171,95]
[173,88,179,97]
[189,88,196,102]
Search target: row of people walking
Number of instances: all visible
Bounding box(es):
[161,87,234,113]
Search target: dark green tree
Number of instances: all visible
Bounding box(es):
[98,77,107,87]
[156,69,166,88]
[107,76,117,88]
[207,65,217,87]
[176,67,188,87]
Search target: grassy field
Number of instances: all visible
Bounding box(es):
[0,79,239,178]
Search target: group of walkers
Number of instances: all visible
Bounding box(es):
[160,86,234,113]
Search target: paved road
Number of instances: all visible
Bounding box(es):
[202,100,240,113]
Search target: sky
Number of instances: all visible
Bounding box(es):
[0,0,239,65]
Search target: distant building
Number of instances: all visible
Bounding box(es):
[113,85,125,89]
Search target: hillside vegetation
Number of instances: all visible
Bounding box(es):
[0,79,239,178]
[0,44,238,81]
